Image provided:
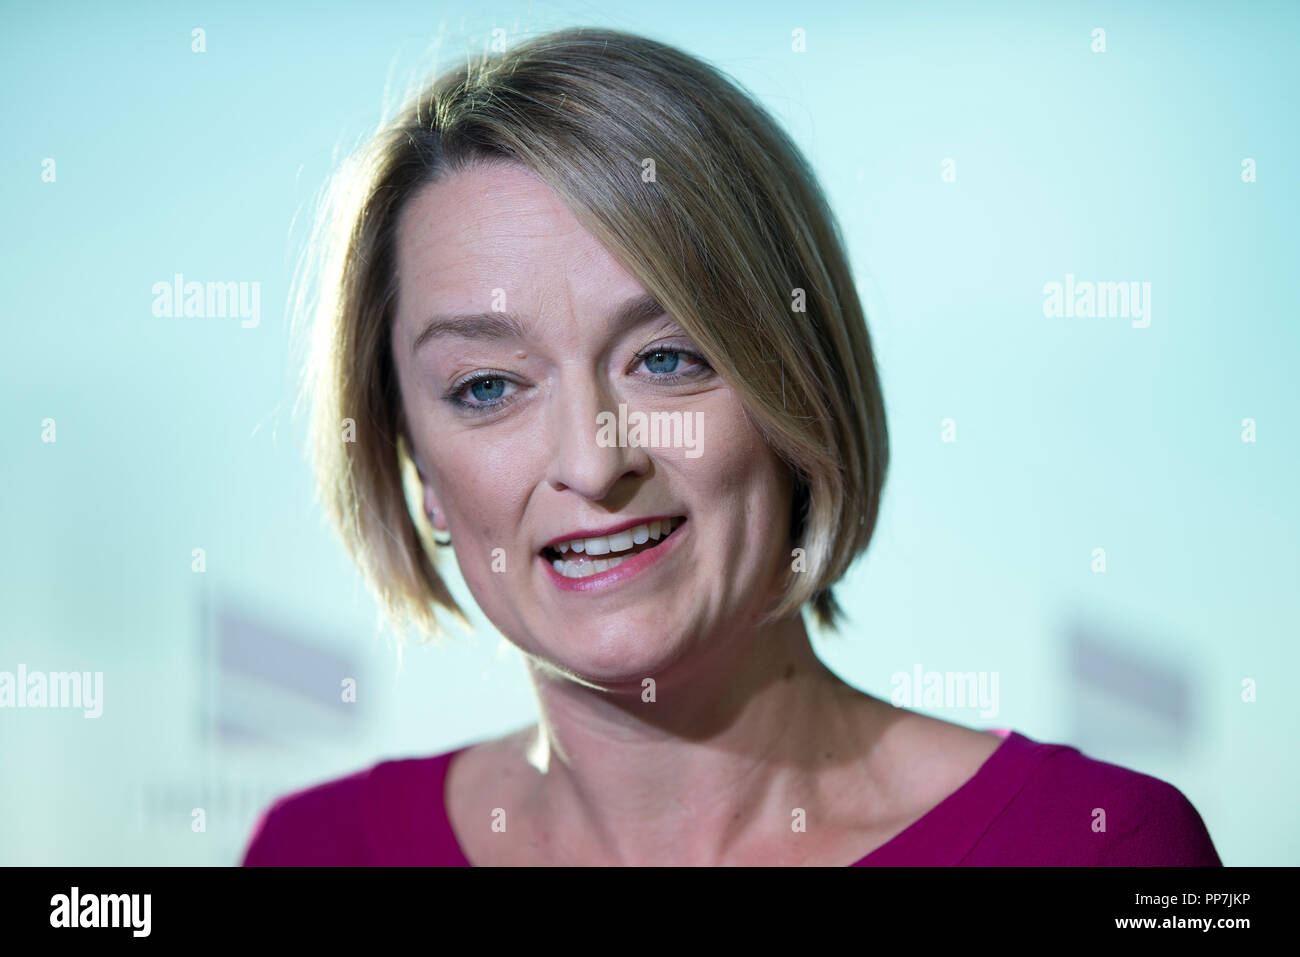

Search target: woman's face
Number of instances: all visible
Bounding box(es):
[390,160,794,686]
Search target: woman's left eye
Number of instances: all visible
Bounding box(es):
[634,346,710,379]
[642,349,680,374]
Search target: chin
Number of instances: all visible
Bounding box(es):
[540,615,695,689]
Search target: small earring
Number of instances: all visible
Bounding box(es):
[427,508,452,547]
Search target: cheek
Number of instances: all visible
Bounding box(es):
[431,446,533,623]
[433,439,531,542]
[675,396,792,549]
[695,393,788,500]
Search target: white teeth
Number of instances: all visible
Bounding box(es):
[546,517,682,571]
[553,554,631,579]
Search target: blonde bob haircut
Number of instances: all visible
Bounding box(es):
[302,26,888,641]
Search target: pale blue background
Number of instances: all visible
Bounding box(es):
[2,0,1296,865]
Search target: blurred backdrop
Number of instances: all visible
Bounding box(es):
[2,0,1296,866]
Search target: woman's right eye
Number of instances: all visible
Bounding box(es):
[468,377,508,402]
[444,372,518,412]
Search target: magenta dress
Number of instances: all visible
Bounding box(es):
[240,729,1223,866]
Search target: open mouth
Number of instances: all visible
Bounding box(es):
[541,517,686,579]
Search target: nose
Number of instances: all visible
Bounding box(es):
[544,377,649,501]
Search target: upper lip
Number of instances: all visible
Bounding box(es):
[540,515,684,551]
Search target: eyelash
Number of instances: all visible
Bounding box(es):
[629,344,712,383]
[443,344,713,413]
[443,369,516,413]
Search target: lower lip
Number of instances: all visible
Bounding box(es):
[540,520,687,593]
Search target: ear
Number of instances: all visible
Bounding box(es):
[411,448,449,532]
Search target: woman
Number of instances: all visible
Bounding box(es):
[242,27,1221,866]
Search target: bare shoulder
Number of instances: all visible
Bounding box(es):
[870,704,1005,808]
[444,724,543,865]
[444,708,1005,865]
[446,724,540,807]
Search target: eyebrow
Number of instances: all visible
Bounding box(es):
[412,292,666,354]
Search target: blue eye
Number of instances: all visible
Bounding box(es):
[469,378,507,402]
[444,372,517,412]
[642,349,681,374]
[633,343,712,382]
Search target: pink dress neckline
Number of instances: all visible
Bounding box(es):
[432,728,1021,866]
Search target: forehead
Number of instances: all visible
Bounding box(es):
[393,160,641,316]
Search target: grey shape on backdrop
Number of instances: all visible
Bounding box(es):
[198,594,366,748]
[1066,619,1194,757]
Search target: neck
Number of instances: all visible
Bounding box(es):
[517,613,888,865]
